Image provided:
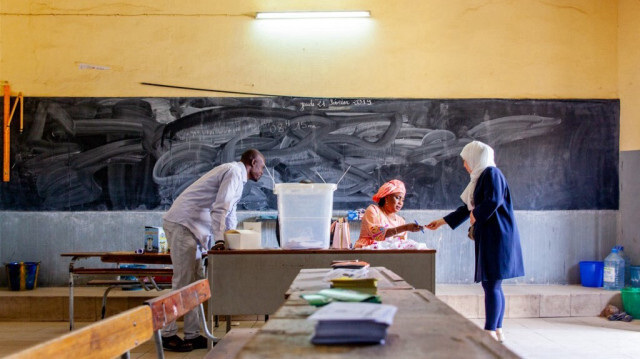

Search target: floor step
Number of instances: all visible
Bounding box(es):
[0,285,623,321]
[0,287,265,322]
[435,284,622,318]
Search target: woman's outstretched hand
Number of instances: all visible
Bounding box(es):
[405,223,423,232]
[426,218,446,230]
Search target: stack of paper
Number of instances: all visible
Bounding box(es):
[307,302,397,345]
[331,260,370,269]
[330,277,378,295]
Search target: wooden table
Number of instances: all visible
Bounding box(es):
[232,268,520,359]
[206,249,436,332]
[207,249,436,331]
[286,267,413,295]
[61,252,173,330]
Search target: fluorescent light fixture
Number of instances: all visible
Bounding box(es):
[255,11,370,19]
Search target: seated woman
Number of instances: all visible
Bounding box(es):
[354,179,422,249]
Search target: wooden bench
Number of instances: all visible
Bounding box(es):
[68,266,173,330]
[87,277,172,320]
[145,279,218,358]
[62,251,174,330]
[204,328,258,359]
[5,305,153,359]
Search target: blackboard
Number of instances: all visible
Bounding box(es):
[0,97,619,211]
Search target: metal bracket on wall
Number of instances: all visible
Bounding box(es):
[3,82,24,182]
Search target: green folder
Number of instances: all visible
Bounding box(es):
[301,288,382,306]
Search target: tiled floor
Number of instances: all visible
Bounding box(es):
[1,285,639,358]
[470,317,640,359]
[1,317,638,358]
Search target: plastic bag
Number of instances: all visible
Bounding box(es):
[359,237,429,250]
[330,218,351,249]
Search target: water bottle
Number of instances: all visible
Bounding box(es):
[617,246,631,287]
[603,247,625,290]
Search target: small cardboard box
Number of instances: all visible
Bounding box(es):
[224,229,261,249]
[144,226,168,253]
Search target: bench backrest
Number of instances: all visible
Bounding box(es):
[6,305,153,359]
[145,278,211,331]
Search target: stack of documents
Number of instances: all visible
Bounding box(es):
[331,260,370,269]
[308,302,397,345]
[330,277,378,294]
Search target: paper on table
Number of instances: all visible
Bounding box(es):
[331,260,370,269]
[307,302,397,326]
[323,267,371,281]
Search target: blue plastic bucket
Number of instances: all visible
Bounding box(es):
[5,262,40,291]
[118,264,146,291]
[579,261,603,287]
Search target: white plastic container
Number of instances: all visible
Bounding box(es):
[274,183,337,249]
[224,229,261,249]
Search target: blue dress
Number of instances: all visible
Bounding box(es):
[444,167,525,282]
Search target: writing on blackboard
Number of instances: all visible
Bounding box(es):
[299,99,374,111]
[265,121,318,134]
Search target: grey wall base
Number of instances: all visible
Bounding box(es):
[0,210,618,286]
[620,150,640,265]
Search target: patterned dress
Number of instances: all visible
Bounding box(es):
[354,204,407,248]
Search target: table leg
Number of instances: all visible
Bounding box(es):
[68,264,75,331]
[197,304,218,350]
[101,286,117,319]
[207,261,214,347]
[152,330,165,359]
[207,296,215,348]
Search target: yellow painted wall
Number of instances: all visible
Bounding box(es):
[619,0,640,151]
[0,0,637,149]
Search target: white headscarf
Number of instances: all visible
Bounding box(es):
[460,141,496,210]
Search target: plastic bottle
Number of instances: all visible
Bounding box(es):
[603,247,625,290]
[617,246,631,287]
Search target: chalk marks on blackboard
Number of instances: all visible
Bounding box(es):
[0,97,618,211]
[468,115,563,145]
[11,99,157,209]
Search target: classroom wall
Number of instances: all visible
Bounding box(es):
[0,210,617,286]
[618,0,640,263]
[0,1,620,98]
[619,0,640,152]
[1,0,637,285]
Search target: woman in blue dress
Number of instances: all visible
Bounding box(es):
[427,141,524,343]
